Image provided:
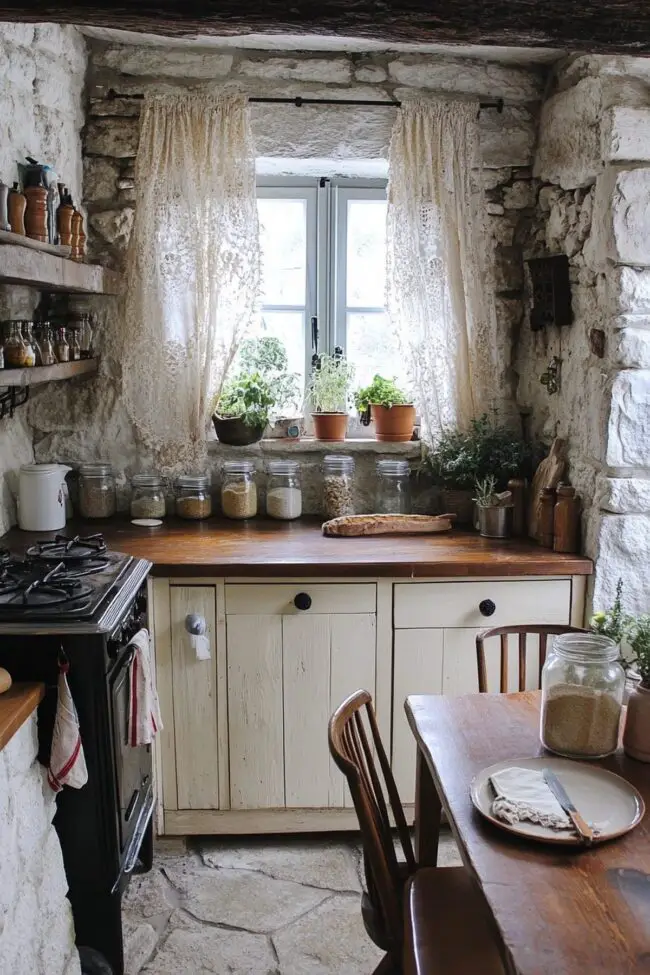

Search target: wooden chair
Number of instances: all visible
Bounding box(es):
[328,690,505,974]
[476,624,588,693]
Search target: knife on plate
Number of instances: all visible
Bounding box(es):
[543,769,594,846]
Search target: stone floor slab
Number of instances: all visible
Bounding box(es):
[122,868,179,921]
[273,893,384,975]
[122,917,158,975]
[142,916,277,975]
[164,864,330,934]
[200,835,361,892]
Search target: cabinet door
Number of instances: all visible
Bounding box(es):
[392,629,444,803]
[169,586,220,809]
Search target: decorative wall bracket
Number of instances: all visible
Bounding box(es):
[540,356,561,395]
[0,386,29,420]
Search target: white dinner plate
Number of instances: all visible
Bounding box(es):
[470,756,645,846]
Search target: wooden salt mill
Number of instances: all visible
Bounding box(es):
[57,186,75,248]
[7,183,26,235]
[539,488,556,549]
[24,183,49,242]
[71,209,85,262]
[554,484,581,554]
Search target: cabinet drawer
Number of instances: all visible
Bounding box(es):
[394,579,571,629]
[225,583,376,616]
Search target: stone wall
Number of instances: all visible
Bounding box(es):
[0,24,87,532]
[516,54,650,614]
[0,714,81,975]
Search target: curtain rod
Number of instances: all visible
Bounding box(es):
[106,89,504,112]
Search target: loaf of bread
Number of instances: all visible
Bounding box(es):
[322,513,455,537]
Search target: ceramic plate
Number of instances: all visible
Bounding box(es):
[470,756,645,846]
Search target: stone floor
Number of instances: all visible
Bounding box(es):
[122,830,462,974]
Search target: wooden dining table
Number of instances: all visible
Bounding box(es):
[405,691,650,975]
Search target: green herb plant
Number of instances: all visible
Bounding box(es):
[214,372,275,430]
[354,375,411,417]
[237,336,301,417]
[590,578,627,645]
[308,353,355,414]
[424,413,536,491]
[473,476,498,508]
[627,615,650,688]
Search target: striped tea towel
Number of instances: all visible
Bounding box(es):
[128,628,163,747]
[48,661,88,793]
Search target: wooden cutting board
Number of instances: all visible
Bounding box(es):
[528,438,567,540]
[322,513,455,537]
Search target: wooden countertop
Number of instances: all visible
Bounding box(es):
[0,683,44,752]
[1,519,592,578]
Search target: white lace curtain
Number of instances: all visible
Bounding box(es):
[386,97,496,443]
[122,90,260,473]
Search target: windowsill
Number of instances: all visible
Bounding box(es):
[208,438,421,457]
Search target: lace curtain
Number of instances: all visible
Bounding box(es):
[122,90,260,473]
[386,97,496,443]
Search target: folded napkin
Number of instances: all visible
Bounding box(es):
[490,767,571,830]
[128,628,163,747]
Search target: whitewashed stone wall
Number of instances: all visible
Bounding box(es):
[0,714,81,975]
[0,24,87,532]
[518,54,650,615]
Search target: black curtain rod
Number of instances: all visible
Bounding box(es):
[106,89,504,112]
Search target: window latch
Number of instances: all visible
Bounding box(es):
[311,316,320,370]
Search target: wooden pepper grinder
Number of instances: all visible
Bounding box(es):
[24,182,49,242]
[539,488,556,548]
[71,209,84,261]
[507,478,527,537]
[57,185,75,248]
[553,484,581,554]
[7,182,26,235]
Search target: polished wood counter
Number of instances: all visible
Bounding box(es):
[1,519,593,579]
[0,683,44,752]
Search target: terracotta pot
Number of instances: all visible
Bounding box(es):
[623,683,650,762]
[370,403,415,442]
[312,412,348,442]
[440,488,475,526]
[212,414,266,446]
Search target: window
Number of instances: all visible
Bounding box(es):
[249,178,408,414]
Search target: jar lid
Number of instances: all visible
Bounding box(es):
[20,463,65,475]
[79,463,112,476]
[323,454,355,472]
[132,473,163,488]
[552,632,620,661]
[176,474,210,489]
[267,460,299,474]
[377,459,409,475]
[223,461,255,474]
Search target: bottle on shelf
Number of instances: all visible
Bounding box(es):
[507,478,528,537]
[20,322,36,367]
[71,210,84,262]
[57,185,75,249]
[24,181,49,243]
[3,322,29,368]
[7,183,26,235]
[539,487,556,549]
[553,484,581,554]
[68,327,81,362]
[54,326,70,363]
[0,181,10,232]
[79,315,94,359]
[36,323,56,366]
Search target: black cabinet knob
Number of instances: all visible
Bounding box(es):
[479,598,496,617]
[294,592,312,611]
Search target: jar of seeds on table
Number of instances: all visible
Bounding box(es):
[130,473,166,519]
[175,474,212,520]
[78,463,116,519]
[221,461,257,520]
[322,455,355,520]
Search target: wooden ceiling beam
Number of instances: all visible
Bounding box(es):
[0,1,649,55]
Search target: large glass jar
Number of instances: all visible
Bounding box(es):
[175,475,212,520]
[323,455,355,520]
[540,633,625,759]
[221,461,257,520]
[78,463,116,519]
[130,473,166,520]
[266,460,302,520]
[376,459,411,514]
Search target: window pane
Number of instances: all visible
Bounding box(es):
[346,199,387,308]
[245,310,305,414]
[258,198,307,306]
[346,311,410,393]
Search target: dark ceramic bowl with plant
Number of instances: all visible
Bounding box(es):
[354,375,415,442]
[212,372,275,446]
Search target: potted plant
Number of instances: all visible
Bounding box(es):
[237,337,302,435]
[623,614,650,762]
[308,352,354,442]
[354,375,415,442]
[473,475,513,538]
[211,371,275,446]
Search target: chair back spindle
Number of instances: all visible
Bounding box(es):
[476,624,588,693]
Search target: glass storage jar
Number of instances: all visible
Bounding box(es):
[175,475,212,520]
[78,463,116,519]
[3,321,29,368]
[221,461,257,520]
[20,321,36,367]
[266,460,302,520]
[130,473,166,519]
[540,632,625,759]
[322,455,355,520]
[376,459,411,514]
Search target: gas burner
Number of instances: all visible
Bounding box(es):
[0,549,11,566]
[0,560,93,610]
[26,533,107,563]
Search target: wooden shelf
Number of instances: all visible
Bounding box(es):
[0,359,98,387]
[0,243,121,295]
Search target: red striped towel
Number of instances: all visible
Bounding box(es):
[48,662,88,793]
[128,628,163,747]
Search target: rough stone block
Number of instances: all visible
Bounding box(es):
[95,44,233,79]
[89,97,141,117]
[503,180,535,209]
[239,57,351,84]
[387,57,542,102]
[85,118,140,158]
[482,167,511,190]
[606,369,650,468]
[602,106,650,163]
[84,156,120,203]
[354,64,387,83]
[534,77,603,190]
[477,105,536,168]
[592,513,650,615]
[614,325,650,368]
[486,203,505,215]
[141,916,275,975]
[251,104,390,161]
[588,167,650,268]
[608,266,650,316]
[598,474,650,513]
[494,246,524,292]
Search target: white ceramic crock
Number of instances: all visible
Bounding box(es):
[18,463,71,532]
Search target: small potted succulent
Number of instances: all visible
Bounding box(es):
[473,475,513,538]
[211,371,275,446]
[623,614,650,762]
[308,352,354,442]
[354,375,415,442]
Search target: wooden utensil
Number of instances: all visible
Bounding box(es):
[528,438,566,540]
[322,513,456,537]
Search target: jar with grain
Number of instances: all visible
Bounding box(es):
[221,461,257,520]
[130,473,166,519]
[78,463,116,519]
[175,474,212,520]
[266,460,302,520]
[323,455,355,520]
[540,632,625,759]
[376,459,411,514]
[3,321,29,368]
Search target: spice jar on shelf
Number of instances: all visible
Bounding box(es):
[78,463,116,519]
[266,460,302,520]
[130,473,166,520]
[540,632,625,759]
[221,461,257,520]
[376,459,411,514]
[3,321,30,368]
[175,474,212,520]
[20,322,36,367]
[36,324,56,366]
[55,326,70,363]
[323,455,355,520]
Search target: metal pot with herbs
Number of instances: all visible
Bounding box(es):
[354,375,415,443]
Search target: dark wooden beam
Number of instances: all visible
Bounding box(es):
[0,1,650,54]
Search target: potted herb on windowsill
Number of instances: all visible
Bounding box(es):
[354,375,415,443]
[211,372,275,446]
[623,615,650,762]
[308,353,354,442]
[237,336,302,438]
